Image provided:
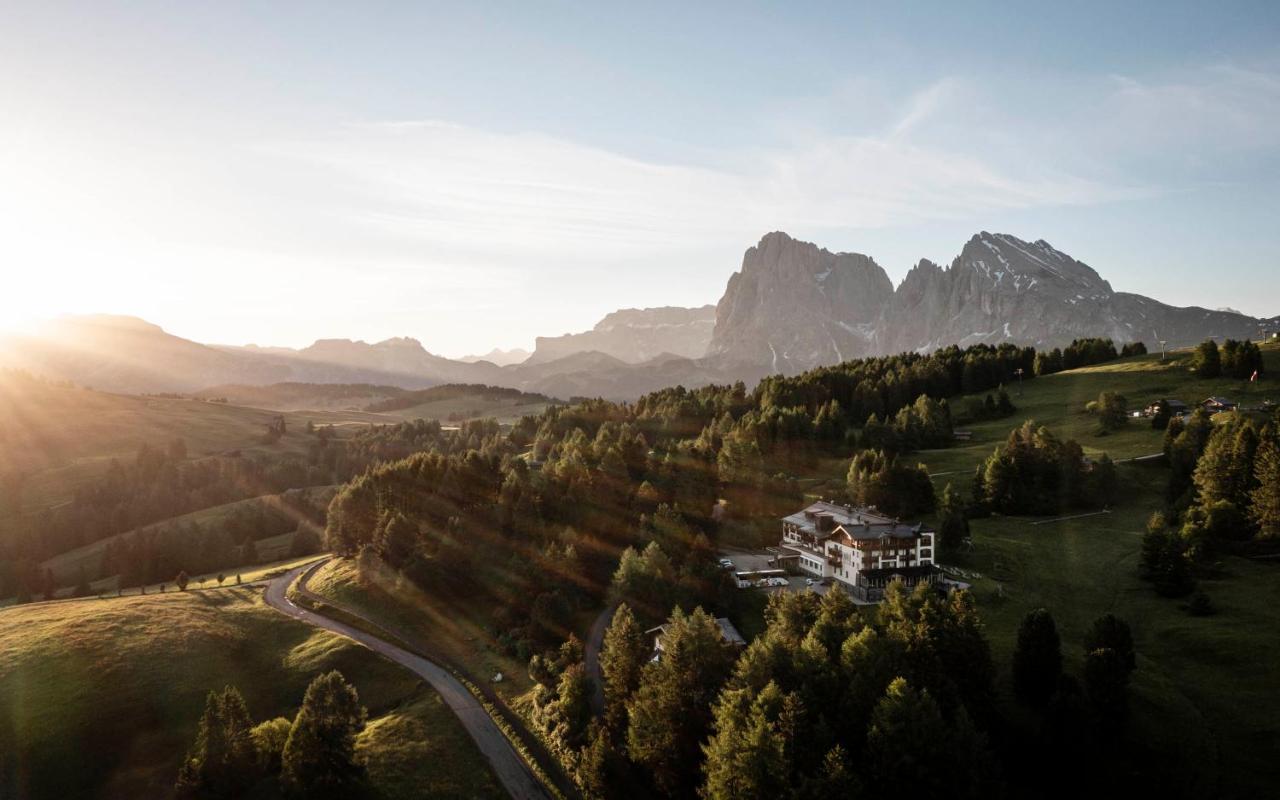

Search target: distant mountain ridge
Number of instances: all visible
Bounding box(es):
[529,305,716,364]
[458,347,531,366]
[3,232,1272,399]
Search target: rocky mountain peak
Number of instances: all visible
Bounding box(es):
[959,232,1112,296]
[707,232,894,374]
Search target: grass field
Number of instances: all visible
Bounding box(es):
[38,486,338,587]
[789,344,1280,796]
[373,395,555,425]
[952,463,1280,796]
[0,584,504,799]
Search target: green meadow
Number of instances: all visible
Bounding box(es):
[0,586,503,799]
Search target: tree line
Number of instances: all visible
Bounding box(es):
[0,418,507,602]
[530,584,1140,799]
[1143,406,1280,605]
[175,671,366,799]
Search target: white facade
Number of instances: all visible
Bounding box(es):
[780,501,938,600]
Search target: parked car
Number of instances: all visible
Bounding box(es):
[805,577,816,586]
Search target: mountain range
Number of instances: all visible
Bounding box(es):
[3,232,1274,400]
[708,231,1275,375]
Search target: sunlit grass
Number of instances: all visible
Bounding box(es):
[307,558,537,703]
[0,581,501,798]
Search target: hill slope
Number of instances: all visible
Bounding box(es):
[0,586,504,799]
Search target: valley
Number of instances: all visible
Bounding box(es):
[3,336,1278,798]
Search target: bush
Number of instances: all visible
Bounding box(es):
[1192,340,1221,379]
[1085,391,1128,432]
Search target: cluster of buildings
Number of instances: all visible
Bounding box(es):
[776,501,940,602]
[1142,396,1240,419]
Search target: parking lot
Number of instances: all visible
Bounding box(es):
[719,546,829,596]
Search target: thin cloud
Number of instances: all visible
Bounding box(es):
[268,115,1131,263]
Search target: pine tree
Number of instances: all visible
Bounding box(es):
[1193,339,1221,378]
[281,671,367,797]
[626,608,735,797]
[793,745,860,800]
[937,483,970,554]
[1012,609,1062,708]
[578,721,626,800]
[1083,647,1130,734]
[375,511,418,567]
[1083,613,1135,674]
[175,687,258,798]
[701,683,792,800]
[1251,434,1280,538]
[864,679,951,797]
[599,604,649,732]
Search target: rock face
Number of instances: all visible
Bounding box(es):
[707,232,894,374]
[529,305,716,364]
[875,232,1118,354]
[708,231,1272,375]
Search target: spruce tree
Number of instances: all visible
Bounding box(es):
[1083,613,1136,674]
[599,603,649,733]
[864,678,952,798]
[937,482,970,554]
[281,671,367,797]
[1193,339,1221,378]
[626,608,735,797]
[1083,647,1130,734]
[175,687,257,798]
[1012,609,1062,708]
[701,683,792,800]
[1251,434,1280,538]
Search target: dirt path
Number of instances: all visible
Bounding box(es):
[583,603,618,716]
[263,562,550,800]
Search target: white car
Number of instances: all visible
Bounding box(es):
[805,578,815,587]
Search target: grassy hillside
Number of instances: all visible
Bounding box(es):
[364,383,560,424]
[0,372,381,512]
[925,345,1277,477]
[0,584,504,799]
[38,486,336,586]
[195,382,409,412]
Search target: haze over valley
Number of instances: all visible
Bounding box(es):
[4,231,1274,403]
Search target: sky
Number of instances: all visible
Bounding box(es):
[1,1,1277,357]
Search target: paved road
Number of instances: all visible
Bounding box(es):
[263,562,549,800]
[583,603,618,716]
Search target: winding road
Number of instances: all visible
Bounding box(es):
[263,562,550,800]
